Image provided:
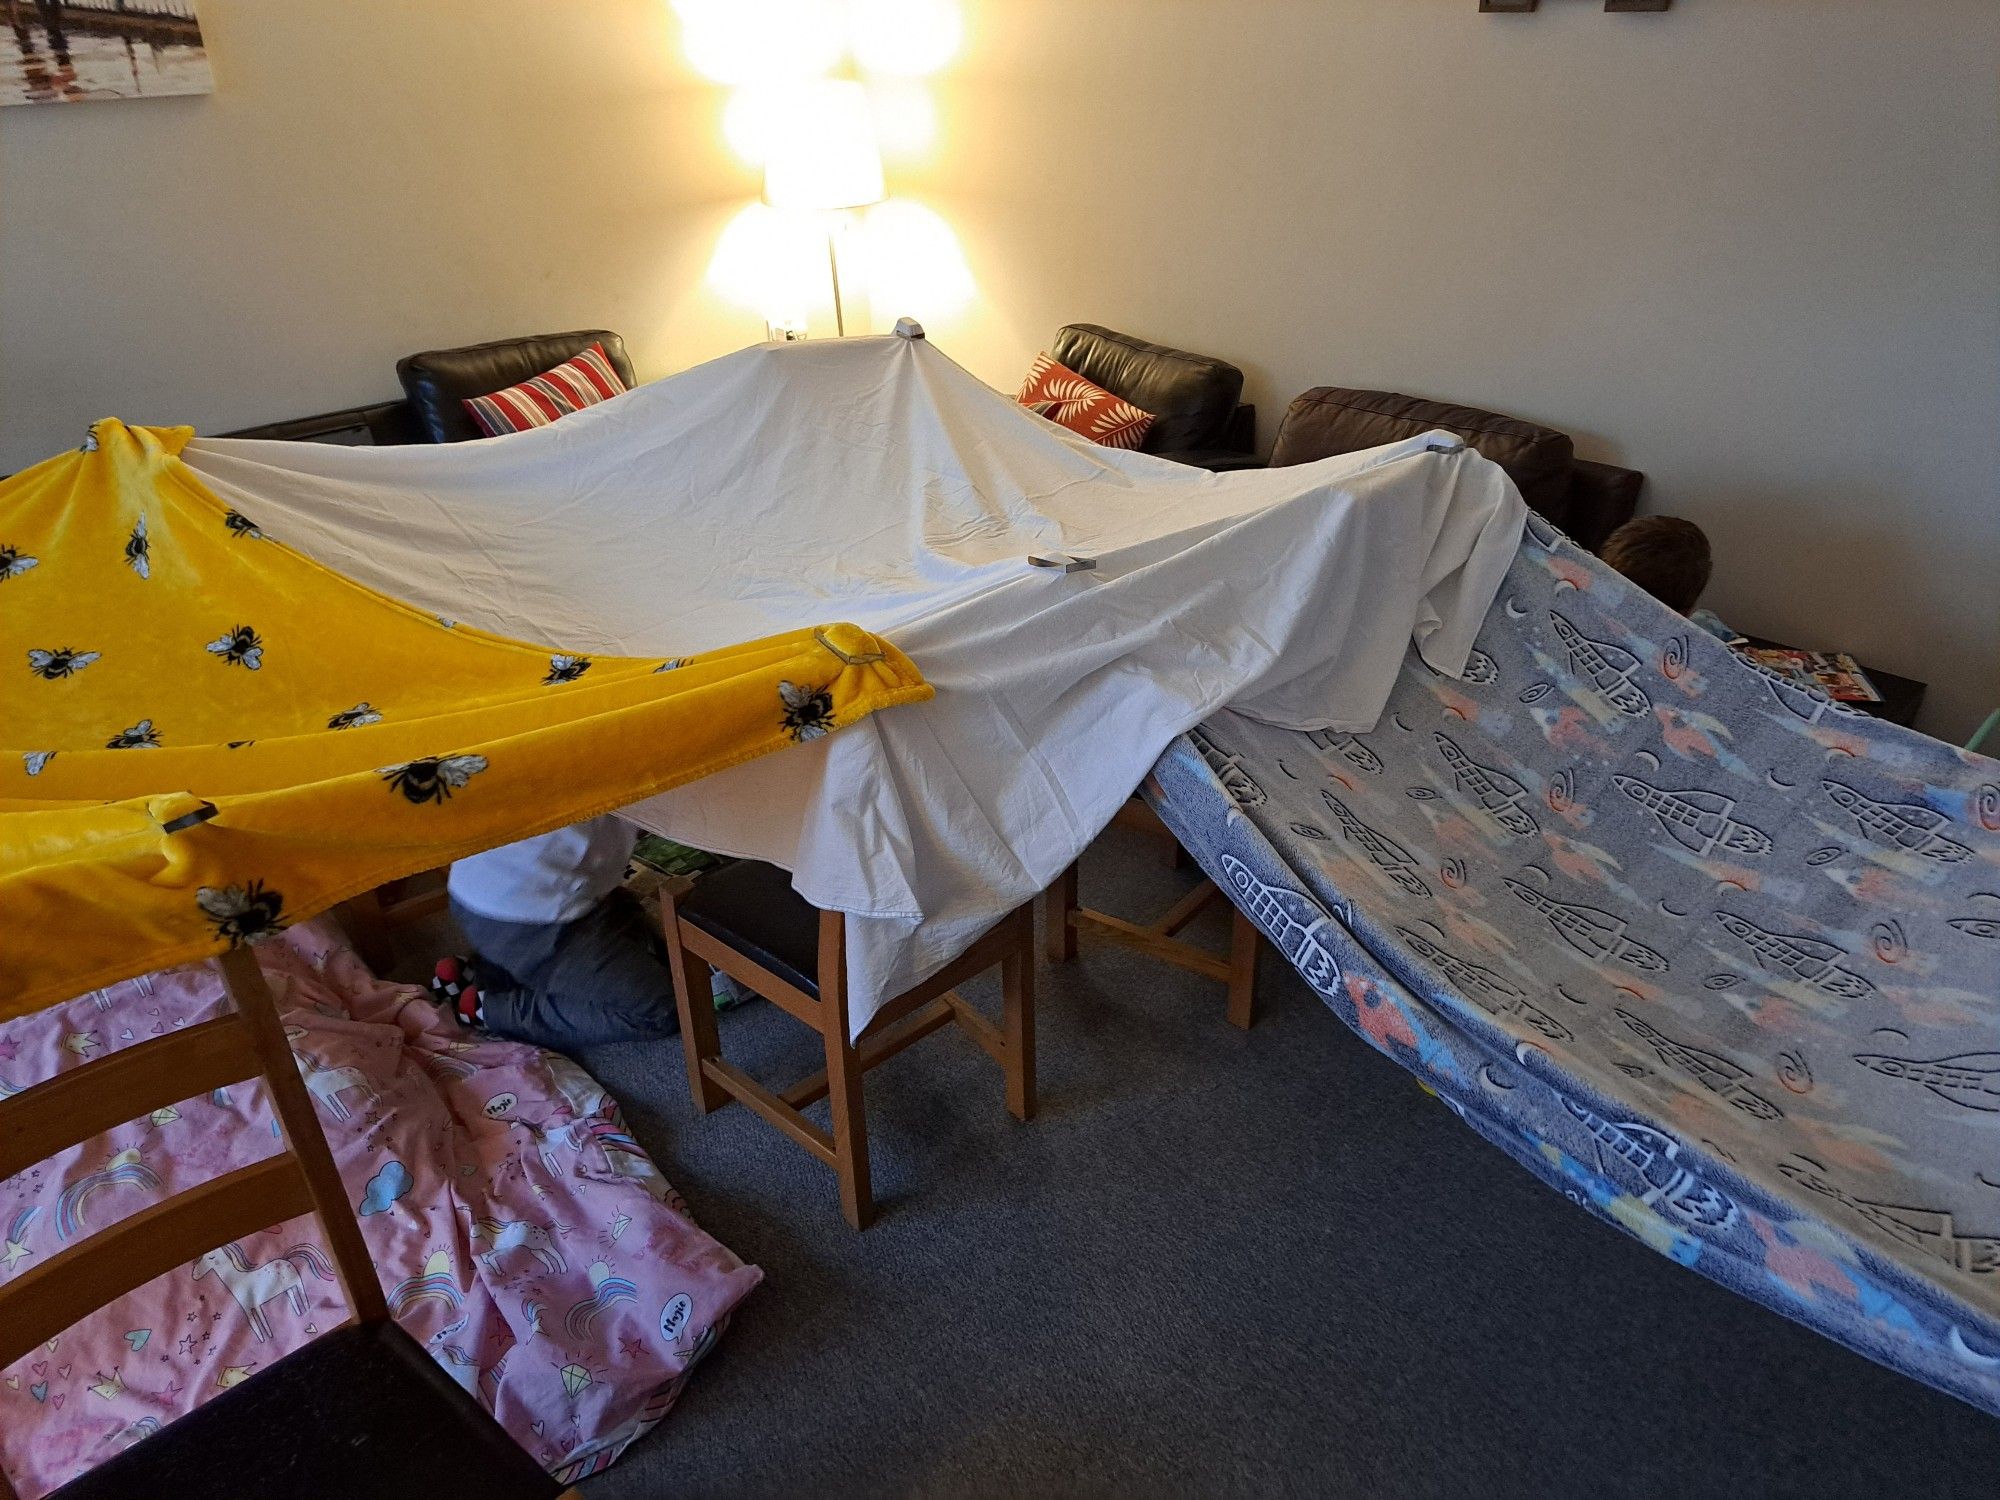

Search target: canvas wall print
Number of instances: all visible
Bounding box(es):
[2,1,212,107]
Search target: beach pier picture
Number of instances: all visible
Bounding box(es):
[2,0,212,106]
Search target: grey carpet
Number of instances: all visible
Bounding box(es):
[457,829,2000,1498]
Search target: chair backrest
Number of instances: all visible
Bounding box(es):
[1050,323,1245,455]
[0,949,386,1421]
[396,330,635,444]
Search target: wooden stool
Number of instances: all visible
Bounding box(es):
[661,860,1035,1229]
[1043,801,1265,1030]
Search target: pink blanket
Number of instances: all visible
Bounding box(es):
[0,919,760,1496]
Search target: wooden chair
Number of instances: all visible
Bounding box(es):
[0,948,569,1500]
[1042,788,1267,1031]
[335,866,450,973]
[661,860,1035,1230]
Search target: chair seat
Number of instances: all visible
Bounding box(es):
[679,858,822,998]
[53,1320,557,1500]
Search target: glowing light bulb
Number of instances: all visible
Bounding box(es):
[847,0,962,77]
[674,0,844,86]
[860,199,975,321]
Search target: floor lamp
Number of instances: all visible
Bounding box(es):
[763,79,886,337]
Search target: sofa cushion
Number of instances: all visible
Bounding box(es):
[397,330,636,443]
[1050,324,1243,455]
[461,342,629,437]
[1018,353,1157,450]
[1270,387,1576,522]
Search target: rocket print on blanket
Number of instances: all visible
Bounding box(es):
[1503,877,1668,973]
[1219,855,1341,1000]
[1434,732,1538,837]
[1143,508,2000,1425]
[1613,775,1771,858]
[1549,609,1650,717]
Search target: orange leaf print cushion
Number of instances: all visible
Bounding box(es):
[1016,353,1156,451]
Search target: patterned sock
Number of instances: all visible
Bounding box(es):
[429,956,484,1028]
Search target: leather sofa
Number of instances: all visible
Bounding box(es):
[396,330,635,443]
[222,329,632,446]
[1049,323,1259,471]
[222,329,1640,551]
[1267,386,1642,551]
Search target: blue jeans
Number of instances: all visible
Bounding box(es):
[450,888,681,1049]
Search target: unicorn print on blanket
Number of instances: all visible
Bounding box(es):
[471,1217,568,1276]
[293,1050,379,1122]
[191,1242,336,1341]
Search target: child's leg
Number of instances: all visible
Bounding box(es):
[461,891,681,1050]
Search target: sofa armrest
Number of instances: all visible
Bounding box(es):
[220,399,420,446]
[1222,402,1256,453]
[1155,448,1265,472]
[1568,459,1645,552]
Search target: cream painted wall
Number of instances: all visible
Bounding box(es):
[908,1,2000,740]
[3,0,1994,737]
[0,0,768,467]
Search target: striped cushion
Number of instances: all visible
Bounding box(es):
[460,342,629,437]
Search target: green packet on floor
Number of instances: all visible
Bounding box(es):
[630,833,724,878]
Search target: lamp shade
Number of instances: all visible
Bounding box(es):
[762,79,886,211]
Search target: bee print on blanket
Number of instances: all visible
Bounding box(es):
[0,545,38,582]
[23,751,55,776]
[27,647,101,680]
[106,719,161,749]
[544,654,592,685]
[197,881,286,946]
[779,680,836,742]
[327,703,383,730]
[124,516,150,578]
[222,510,266,540]
[379,754,489,805]
[205,624,265,671]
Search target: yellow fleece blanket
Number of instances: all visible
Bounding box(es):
[0,420,931,1017]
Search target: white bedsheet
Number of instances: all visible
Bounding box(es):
[185,334,1523,1035]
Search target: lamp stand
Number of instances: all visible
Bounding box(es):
[826,222,847,337]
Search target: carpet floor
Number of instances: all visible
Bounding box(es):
[420,829,2000,1497]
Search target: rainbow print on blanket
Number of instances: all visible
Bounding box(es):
[1148,511,2000,1419]
[0,920,761,1494]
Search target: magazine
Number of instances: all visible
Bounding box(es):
[1736,646,1882,704]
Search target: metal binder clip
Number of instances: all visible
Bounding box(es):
[894,317,926,340]
[1426,438,1466,454]
[1027,553,1096,574]
[160,800,219,835]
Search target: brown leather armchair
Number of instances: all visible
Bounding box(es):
[1048,323,1259,471]
[1268,386,1643,551]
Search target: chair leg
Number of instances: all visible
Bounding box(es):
[819,911,874,1230]
[334,886,395,974]
[1044,861,1079,963]
[661,886,727,1114]
[1226,906,1261,1031]
[1002,908,1036,1121]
